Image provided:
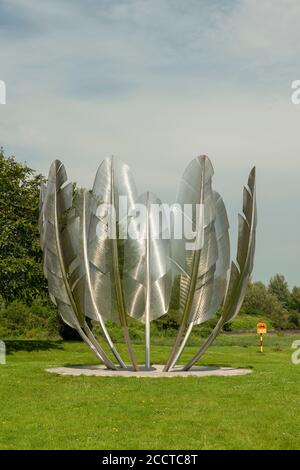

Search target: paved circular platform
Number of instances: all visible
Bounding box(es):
[46,364,252,378]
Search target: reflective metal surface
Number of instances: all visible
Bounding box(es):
[183,167,257,370]
[40,160,115,369]
[123,191,172,367]
[40,156,257,371]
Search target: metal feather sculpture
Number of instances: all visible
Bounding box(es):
[164,155,222,371]
[167,189,231,370]
[183,167,257,370]
[40,156,257,372]
[40,160,115,369]
[86,156,139,370]
[123,191,172,368]
[73,188,126,368]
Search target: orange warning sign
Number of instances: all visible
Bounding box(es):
[257,321,267,334]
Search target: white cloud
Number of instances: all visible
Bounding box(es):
[209,0,300,66]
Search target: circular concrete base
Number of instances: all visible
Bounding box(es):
[46,364,252,378]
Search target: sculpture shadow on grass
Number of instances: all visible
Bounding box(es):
[5,340,64,354]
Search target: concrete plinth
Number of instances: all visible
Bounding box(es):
[46,364,252,378]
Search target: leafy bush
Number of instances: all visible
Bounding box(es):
[0,298,60,339]
[287,311,300,329]
[240,281,296,330]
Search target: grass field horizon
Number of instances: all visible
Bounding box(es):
[0,333,299,450]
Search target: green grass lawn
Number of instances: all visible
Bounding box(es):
[0,333,299,450]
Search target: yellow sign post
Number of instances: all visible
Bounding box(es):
[257,321,267,352]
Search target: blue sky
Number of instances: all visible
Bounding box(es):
[0,0,300,286]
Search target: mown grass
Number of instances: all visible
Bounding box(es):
[0,333,299,450]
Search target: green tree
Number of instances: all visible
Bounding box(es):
[241,281,290,329]
[0,148,47,303]
[289,286,300,312]
[268,274,290,307]
[287,286,300,327]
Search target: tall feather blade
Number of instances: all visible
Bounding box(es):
[196,191,230,324]
[87,156,138,322]
[87,156,139,369]
[187,224,218,324]
[41,160,83,328]
[164,155,218,371]
[40,161,116,369]
[123,191,172,323]
[87,162,113,297]
[183,167,257,370]
[86,192,113,322]
[86,162,116,322]
[75,187,126,369]
[222,167,257,323]
[172,156,218,326]
[123,191,172,368]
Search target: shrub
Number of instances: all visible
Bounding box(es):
[287,311,300,329]
[0,297,60,339]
